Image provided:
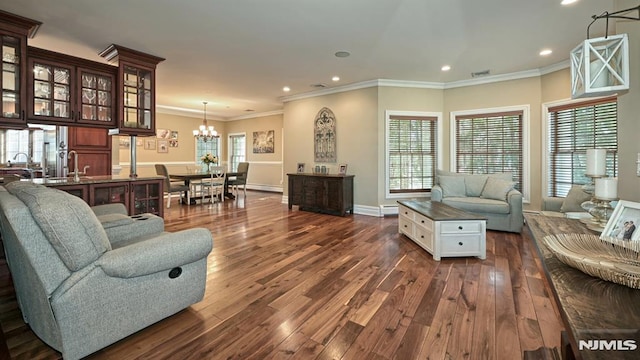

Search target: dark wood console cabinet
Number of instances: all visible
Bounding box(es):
[287,173,354,216]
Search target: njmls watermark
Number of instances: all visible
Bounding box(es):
[577,329,640,353]
[579,339,638,351]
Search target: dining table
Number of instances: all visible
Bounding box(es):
[169,171,240,204]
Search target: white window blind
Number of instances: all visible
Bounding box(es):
[455,111,523,191]
[547,97,617,197]
[388,115,437,193]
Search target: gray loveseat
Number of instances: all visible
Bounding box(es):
[0,182,213,359]
[431,171,524,233]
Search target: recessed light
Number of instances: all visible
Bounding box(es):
[441,65,451,71]
[283,86,290,92]
[335,51,350,58]
[561,0,578,5]
[539,49,553,56]
[332,76,340,82]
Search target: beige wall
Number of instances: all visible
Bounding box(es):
[616,1,640,202]
[224,113,284,191]
[115,112,225,178]
[283,87,379,206]
[115,111,285,192]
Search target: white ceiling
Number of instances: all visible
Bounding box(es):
[1,0,616,119]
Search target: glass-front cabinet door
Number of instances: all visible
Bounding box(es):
[29,59,73,122]
[123,64,152,131]
[78,67,115,126]
[0,11,39,127]
[1,35,24,123]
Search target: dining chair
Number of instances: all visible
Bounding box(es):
[154,164,190,208]
[228,162,249,198]
[201,166,226,204]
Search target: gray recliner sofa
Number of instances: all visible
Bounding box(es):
[0,182,213,360]
[431,171,524,233]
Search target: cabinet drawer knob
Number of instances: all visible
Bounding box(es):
[458,242,463,246]
[458,225,463,230]
[421,220,425,223]
[404,224,408,228]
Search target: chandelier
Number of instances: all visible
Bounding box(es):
[193,101,218,141]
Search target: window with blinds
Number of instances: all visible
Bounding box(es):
[229,134,246,172]
[547,97,617,197]
[454,111,523,191]
[387,114,437,193]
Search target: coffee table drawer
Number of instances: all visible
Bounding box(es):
[440,221,483,234]
[441,234,483,254]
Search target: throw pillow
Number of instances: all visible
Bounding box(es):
[464,175,488,197]
[481,177,516,201]
[438,175,466,198]
[560,185,591,213]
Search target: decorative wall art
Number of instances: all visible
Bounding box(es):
[253,130,275,153]
[157,139,168,153]
[314,107,336,162]
[118,137,130,148]
[144,138,156,150]
[156,128,171,139]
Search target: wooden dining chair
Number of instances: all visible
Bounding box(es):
[200,166,226,204]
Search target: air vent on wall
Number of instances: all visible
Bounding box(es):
[471,69,490,78]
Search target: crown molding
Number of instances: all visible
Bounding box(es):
[228,110,284,121]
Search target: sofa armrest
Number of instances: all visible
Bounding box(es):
[97,228,213,278]
[91,203,128,217]
[541,197,564,212]
[507,189,523,211]
[431,185,443,201]
[105,214,165,246]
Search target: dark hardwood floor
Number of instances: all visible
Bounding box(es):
[0,191,563,359]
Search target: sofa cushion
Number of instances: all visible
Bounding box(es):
[464,175,488,197]
[443,197,511,214]
[481,177,516,201]
[97,213,134,229]
[6,182,111,271]
[438,175,466,198]
[560,185,591,213]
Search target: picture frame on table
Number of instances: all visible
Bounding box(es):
[338,163,348,175]
[601,200,640,241]
[297,163,305,173]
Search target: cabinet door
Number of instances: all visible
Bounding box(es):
[120,62,155,135]
[325,178,344,213]
[77,67,116,126]
[67,127,112,176]
[90,182,128,207]
[131,180,162,217]
[302,177,324,208]
[28,58,75,123]
[289,176,304,205]
[1,33,27,125]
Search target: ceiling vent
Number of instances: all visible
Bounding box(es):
[471,69,490,78]
[310,83,328,88]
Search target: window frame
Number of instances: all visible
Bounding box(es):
[450,105,530,203]
[385,110,443,199]
[227,132,246,172]
[194,136,220,167]
[543,96,618,197]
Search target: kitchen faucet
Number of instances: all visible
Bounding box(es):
[13,152,34,179]
[67,150,80,182]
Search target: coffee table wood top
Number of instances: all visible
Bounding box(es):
[397,200,486,221]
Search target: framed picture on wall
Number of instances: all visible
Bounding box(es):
[157,139,168,153]
[144,139,156,150]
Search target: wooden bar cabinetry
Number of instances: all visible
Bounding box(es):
[287,173,354,216]
[37,176,163,217]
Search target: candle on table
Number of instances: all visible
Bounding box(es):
[586,149,606,176]
[595,177,618,200]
